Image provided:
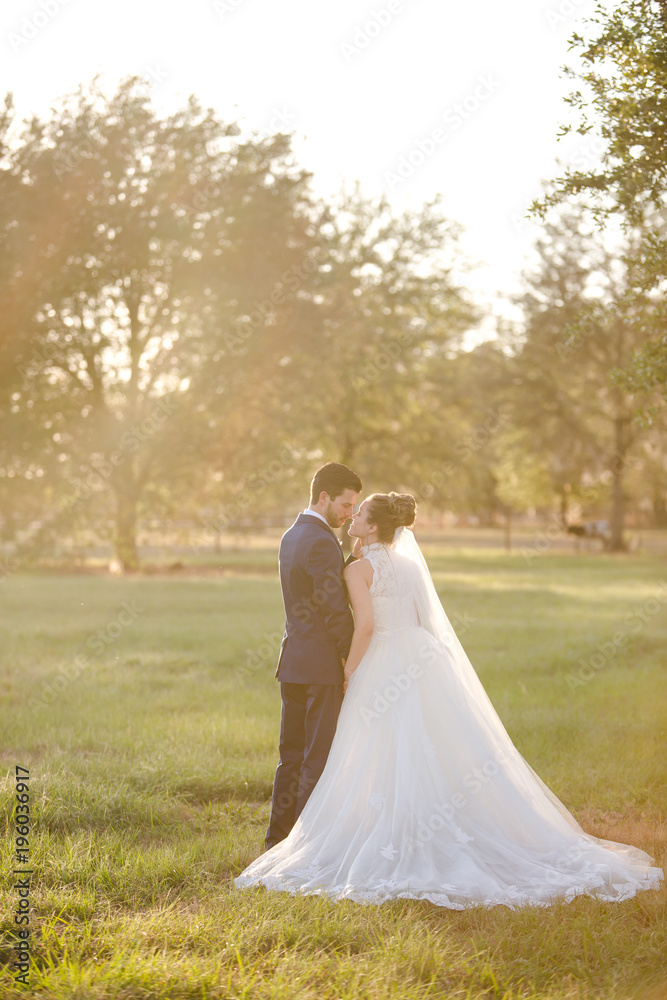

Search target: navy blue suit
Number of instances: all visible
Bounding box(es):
[265,513,355,849]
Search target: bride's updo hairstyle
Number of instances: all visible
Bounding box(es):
[366,492,417,543]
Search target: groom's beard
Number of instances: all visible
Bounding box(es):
[325,505,348,529]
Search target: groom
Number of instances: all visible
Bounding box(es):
[264,461,362,850]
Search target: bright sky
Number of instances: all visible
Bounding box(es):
[1,0,607,340]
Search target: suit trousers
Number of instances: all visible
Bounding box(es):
[264,681,344,850]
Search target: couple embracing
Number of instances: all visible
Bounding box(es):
[235,462,662,909]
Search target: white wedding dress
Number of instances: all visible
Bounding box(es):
[235,529,663,909]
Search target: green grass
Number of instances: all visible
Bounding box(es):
[0,547,666,999]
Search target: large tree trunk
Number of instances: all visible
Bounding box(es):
[653,494,667,529]
[114,491,139,571]
[0,504,17,544]
[609,417,628,553]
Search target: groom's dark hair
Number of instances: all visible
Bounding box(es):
[310,462,362,503]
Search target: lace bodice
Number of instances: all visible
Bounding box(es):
[361,542,420,634]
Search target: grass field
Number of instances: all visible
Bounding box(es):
[1,545,666,999]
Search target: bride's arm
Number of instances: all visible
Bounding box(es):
[342,559,374,691]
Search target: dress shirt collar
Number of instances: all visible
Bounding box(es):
[302,508,330,527]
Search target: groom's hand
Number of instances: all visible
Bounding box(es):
[352,537,363,559]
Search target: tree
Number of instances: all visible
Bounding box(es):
[492,427,554,551]
[533,0,667,396]
[514,210,651,551]
[0,75,318,569]
[276,190,480,498]
[0,93,53,548]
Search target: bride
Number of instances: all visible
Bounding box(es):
[235,492,663,908]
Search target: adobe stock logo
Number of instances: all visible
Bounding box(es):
[339,0,418,64]
[383,75,501,190]
[545,0,593,28]
[212,0,248,17]
[8,0,73,53]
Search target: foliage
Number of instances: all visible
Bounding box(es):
[511,209,654,548]
[532,0,667,397]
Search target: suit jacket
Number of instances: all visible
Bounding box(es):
[275,513,355,685]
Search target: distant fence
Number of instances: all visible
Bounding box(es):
[1,514,662,563]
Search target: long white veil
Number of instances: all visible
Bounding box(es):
[390,525,598,833]
[391,525,522,747]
